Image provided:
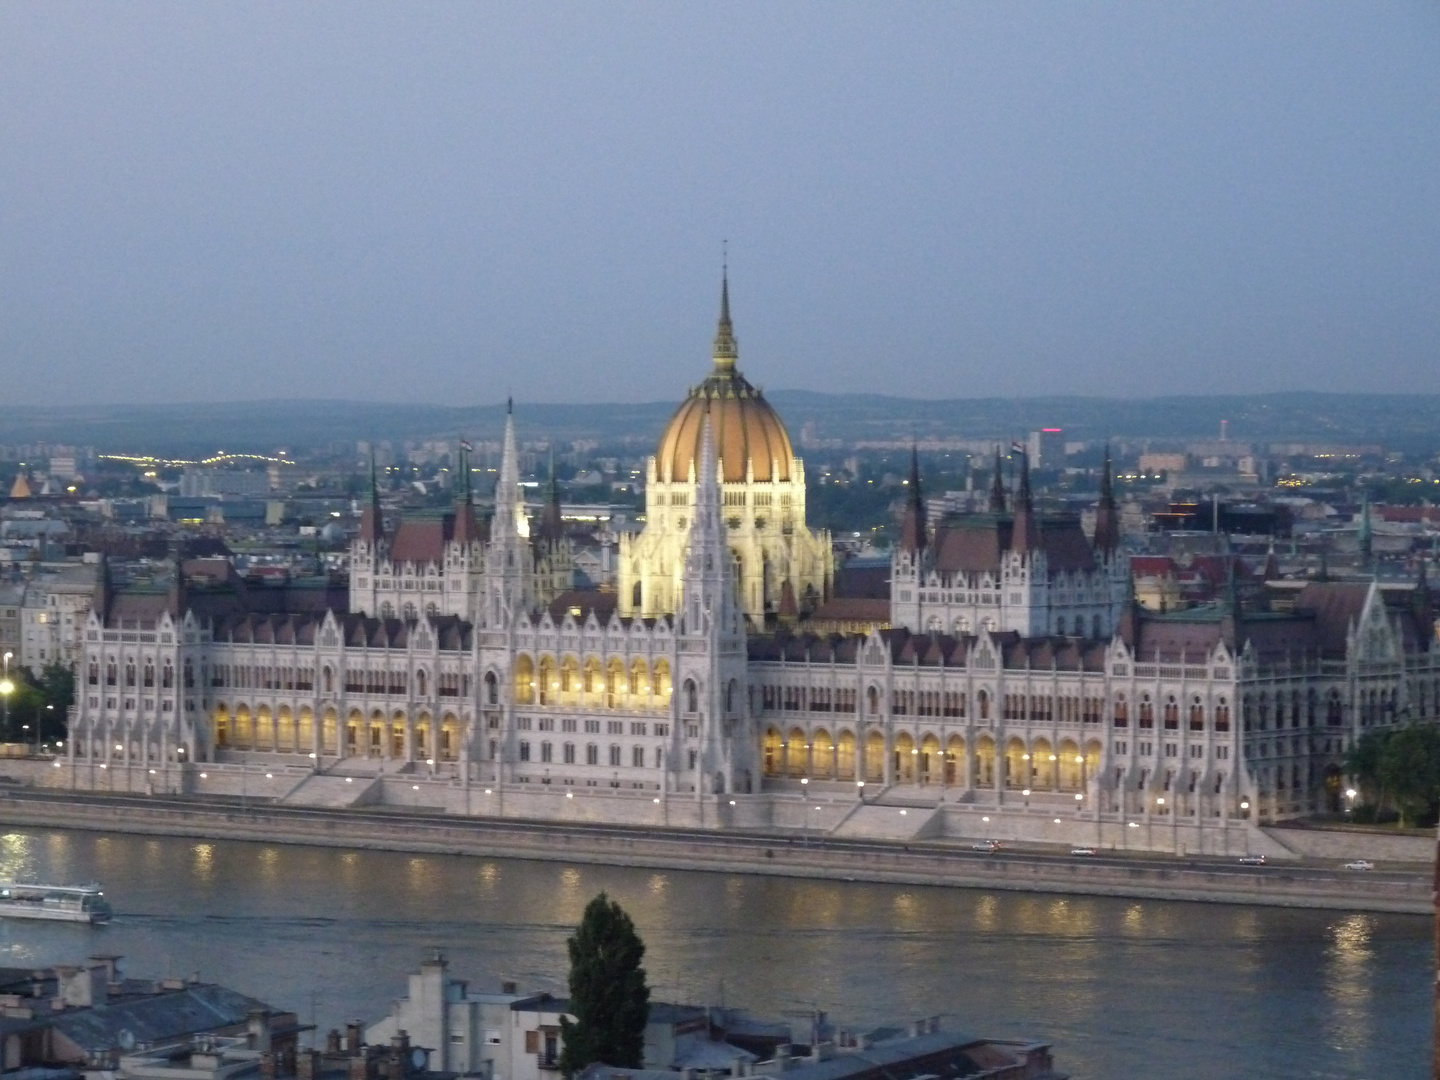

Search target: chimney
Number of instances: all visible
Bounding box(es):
[299,1050,321,1080]
[346,1022,364,1053]
[260,1051,277,1079]
[249,1010,273,1053]
[88,955,122,987]
[326,1030,343,1055]
[57,966,106,1008]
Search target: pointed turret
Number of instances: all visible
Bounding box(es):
[988,447,1007,513]
[681,411,741,633]
[93,554,112,626]
[538,447,564,542]
[900,445,927,553]
[493,402,522,540]
[713,265,737,371]
[360,451,384,543]
[1011,448,1039,552]
[481,401,534,627]
[167,543,187,620]
[1220,557,1245,651]
[1092,444,1120,553]
[1358,493,1373,570]
[453,437,483,545]
[1412,557,1432,632]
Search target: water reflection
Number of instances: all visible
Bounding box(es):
[0,828,1425,1080]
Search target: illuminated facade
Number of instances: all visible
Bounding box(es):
[60,281,1440,842]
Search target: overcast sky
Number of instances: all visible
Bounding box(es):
[2,3,1437,407]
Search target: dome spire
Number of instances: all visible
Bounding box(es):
[713,256,737,371]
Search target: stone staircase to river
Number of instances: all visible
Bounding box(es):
[829,798,942,840]
[281,772,382,808]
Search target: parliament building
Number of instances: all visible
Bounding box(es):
[65,279,1440,851]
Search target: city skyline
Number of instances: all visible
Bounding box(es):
[2,4,1439,406]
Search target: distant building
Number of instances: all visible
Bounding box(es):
[1026,429,1064,471]
[0,957,297,1075]
[20,564,98,673]
[366,954,1062,1080]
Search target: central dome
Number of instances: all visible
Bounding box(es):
[655,276,797,485]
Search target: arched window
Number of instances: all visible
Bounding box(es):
[978,689,991,720]
[88,662,99,685]
[867,686,880,715]
[1139,695,1154,729]
[380,602,394,619]
[1163,696,1178,729]
[416,670,428,697]
[1055,616,1066,636]
[484,671,498,706]
[323,666,334,694]
[684,679,698,714]
[161,663,173,689]
[106,661,117,686]
[402,602,417,621]
[1113,694,1128,728]
[1215,698,1230,731]
[632,581,642,608]
[125,661,136,687]
[142,662,155,688]
[1189,696,1204,731]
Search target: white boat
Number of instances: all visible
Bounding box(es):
[0,882,113,924]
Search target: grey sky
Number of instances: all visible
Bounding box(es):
[2,3,1437,406]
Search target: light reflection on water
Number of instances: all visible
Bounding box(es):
[0,828,1426,1080]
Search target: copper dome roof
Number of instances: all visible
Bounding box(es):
[655,275,797,485]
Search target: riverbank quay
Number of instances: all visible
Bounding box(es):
[0,789,1428,914]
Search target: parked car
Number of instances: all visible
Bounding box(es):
[971,839,1002,852]
[1238,854,1267,866]
[1069,847,1097,856]
[1343,860,1375,871]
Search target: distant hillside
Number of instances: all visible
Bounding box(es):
[0,392,1435,457]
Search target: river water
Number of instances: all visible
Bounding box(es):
[0,828,1427,1079]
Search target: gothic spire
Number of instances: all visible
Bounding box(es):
[1093,443,1120,553]
[1011,446,1039,552]
[539,446,564,542]
[494,404,522,540]
[900,444,927,553]
[361,449,384,543]
[988,446,1007,513]
[167,541,187,620]
[713,264,738,370]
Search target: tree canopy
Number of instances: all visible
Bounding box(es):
[1345,725,1440,827]
[558,893,650,1078]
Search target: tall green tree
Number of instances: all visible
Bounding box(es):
[558,893,650,1078]
[1344,730,1388,808]
[1378,725,1440,827]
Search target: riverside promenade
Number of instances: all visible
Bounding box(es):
[0,788,1427,913]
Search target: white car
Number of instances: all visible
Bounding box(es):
[971,839,1002,852]
[1238,854,1267,866]
[1343,860,1375,871]
[1069,846,1097,857]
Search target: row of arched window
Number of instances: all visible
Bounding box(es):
[89,660,194,689]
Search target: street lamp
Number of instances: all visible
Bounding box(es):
[800,778,810,844]
[0,650,13,742]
